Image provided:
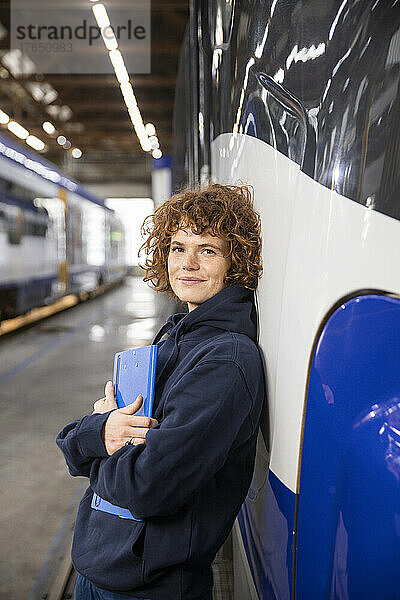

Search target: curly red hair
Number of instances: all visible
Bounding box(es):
[140,183,262,297]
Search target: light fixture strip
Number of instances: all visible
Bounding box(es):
[8,120,29,140]
[42,121,56,135]
[0,109,10,124]
[26,135,45,151]
[0,109,83,157]
[0,111,47,151]
[109,50,129,84]
[92,3,110,29]
[91,2,160,154]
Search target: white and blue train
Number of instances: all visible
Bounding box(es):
[174,1,400,598]
[0,133,126,321]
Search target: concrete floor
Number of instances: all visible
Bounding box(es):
[0,277,176,600]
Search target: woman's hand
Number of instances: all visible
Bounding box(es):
[92,381,118,414]
[102,394,158,455]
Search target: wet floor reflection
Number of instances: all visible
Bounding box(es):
[0,275,176,600]
[87,277,163,347]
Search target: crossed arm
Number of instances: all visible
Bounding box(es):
[57,360,254,519]
[56,381,158,478]
[93,381,158,454]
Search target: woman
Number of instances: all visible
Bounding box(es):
[57,183,265,600]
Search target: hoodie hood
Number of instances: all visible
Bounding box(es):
[153,286,257,384]
[154,285,257,342]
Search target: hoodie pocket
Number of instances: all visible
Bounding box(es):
[142,502,194,583]
[73,492,147,590]
[131,519,146,560]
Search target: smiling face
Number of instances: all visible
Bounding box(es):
[168,228,231,311]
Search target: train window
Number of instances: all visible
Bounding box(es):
[0,207,6,233]
[0,196,49,241]
[68,205,83,265]
[24,207,49,238]
[7,207,23,245]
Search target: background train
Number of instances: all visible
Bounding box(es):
[0,132,126,321]
[174,1,400,598]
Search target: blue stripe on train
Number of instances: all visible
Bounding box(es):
[296,294,400,600]
[0,133,110,209]
[239,294,400,600]
[238,469,295,600]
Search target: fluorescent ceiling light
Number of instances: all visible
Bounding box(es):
[7,120,29,139]
[92,3,110,29]
[128,104,142,125]
[26,135,45,151]
[135,123,147,138]
[145,123,156,136]
[27,82,58,104]
[109,49,129,83]
[46,104,72,122]
[2,49,36,77]
[152,149,162,159]
[120,82,137,107]
[137,130,151,151]
[142,141,152,152]
[72,148,82,159]
[138,134,149,146]
[42,121,56,134]
[101,27,118,51]
[57,135,66,145]
[94,10,162,156]
[0,109,9,124]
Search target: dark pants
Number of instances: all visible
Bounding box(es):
[75,574,213,600]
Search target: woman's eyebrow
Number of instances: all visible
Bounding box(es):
[197,243,223,250]
[170,241,223,250]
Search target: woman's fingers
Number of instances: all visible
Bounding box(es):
[127,415,158,428]
[104,381,117,409]
[131,438,146,446]
[127,426,151,438]
[104,380,115,401]
[103,408,157,454]
[119,395,143,415]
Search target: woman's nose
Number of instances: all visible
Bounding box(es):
[182,252,199,270]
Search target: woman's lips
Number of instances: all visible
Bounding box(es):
[178,278,205,285]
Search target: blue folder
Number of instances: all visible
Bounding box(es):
[91,345,158,521]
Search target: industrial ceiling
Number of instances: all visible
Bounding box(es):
[0,0,188,186]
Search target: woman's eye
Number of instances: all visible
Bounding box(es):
[203,248,215,255]
[171,246,183,252]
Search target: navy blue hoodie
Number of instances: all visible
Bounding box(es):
[57,286,265,599]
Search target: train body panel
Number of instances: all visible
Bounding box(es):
[0,134,126,319]
[0,233,57,286]
[213,133,400,491]
[297,294,400,599]
[175,0,400,596]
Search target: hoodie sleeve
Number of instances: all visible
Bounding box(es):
[88,359,255,519]
[56,412,111,477]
